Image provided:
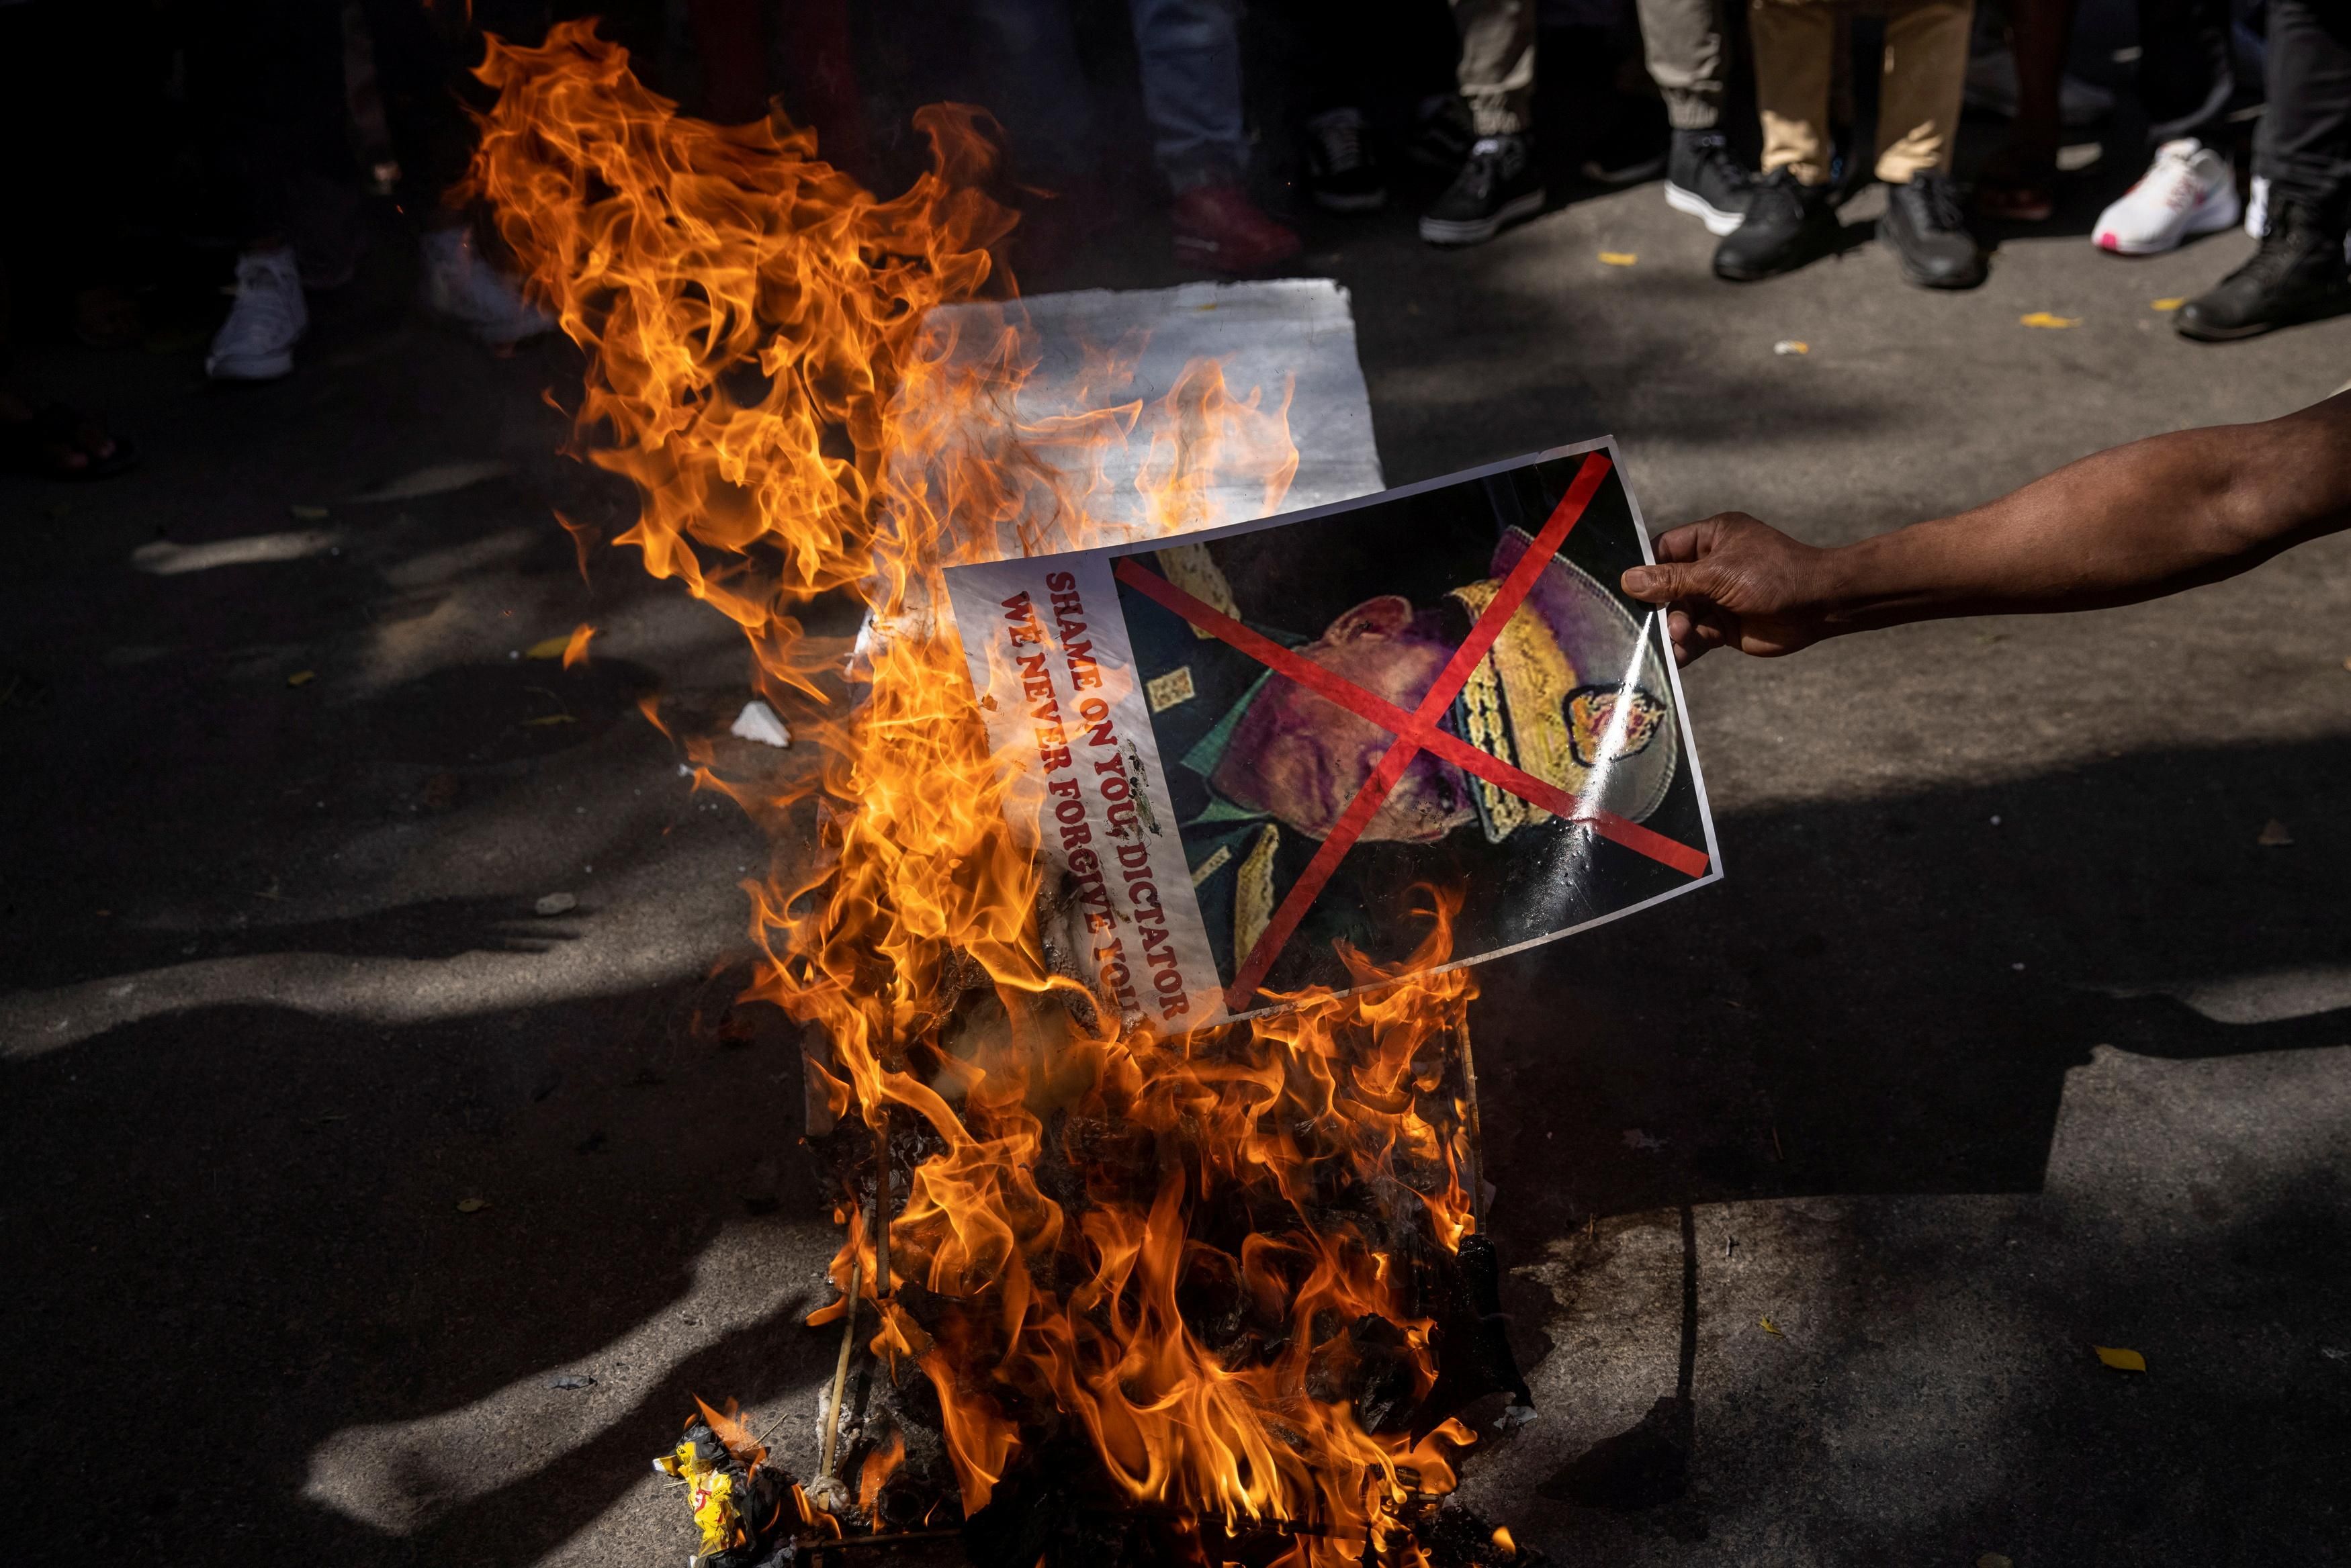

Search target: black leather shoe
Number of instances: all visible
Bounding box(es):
[1713,169,1840,281]
[2176,201,2351,341]
[1880,171,1984,289]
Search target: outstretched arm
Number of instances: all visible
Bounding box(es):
[1620,391,2351,665]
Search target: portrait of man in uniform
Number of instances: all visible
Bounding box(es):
[1112,448,1712,998]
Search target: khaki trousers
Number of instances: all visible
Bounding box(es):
[1450,0,1535,136]
[1750,0,1973,185]
[1639,0,1728,131]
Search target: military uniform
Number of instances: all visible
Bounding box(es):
[1116,529,1675,994]
[1120,545,1374,990]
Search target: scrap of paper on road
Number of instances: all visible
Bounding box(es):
[942,436,1722,1026]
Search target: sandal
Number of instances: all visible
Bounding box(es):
[0,398,136,480]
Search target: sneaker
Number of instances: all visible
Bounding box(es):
[1304,107,1386,212]
[1419,136,1544,246]
[1881,170,1985,288]
[2175,200,2351,341]
[2092,140,2241,255]
[1712,169,1840,281]
[1664,130,1755,236]
[206,248,308,381]
[1170,183,1302,275]
[421,228,555,347]
[1409,94,1475,173]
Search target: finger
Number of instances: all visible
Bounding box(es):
[1622,561,1707,604]
[1650,524,1703,563]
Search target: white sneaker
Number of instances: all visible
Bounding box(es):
[420,228,554,347]
[206,248,308,381]
[2092,139,2241,255]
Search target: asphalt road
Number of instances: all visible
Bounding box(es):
[5,138,2348,1566]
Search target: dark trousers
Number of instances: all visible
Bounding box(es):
[183,0,664,244]
[2257,0,2351,225]
[1280,0,1462,119]
[2137,0,2234,142]
[180,0,354,242]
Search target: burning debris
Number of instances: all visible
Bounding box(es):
[654,1406,795,1567]
[470,24,1542,1566]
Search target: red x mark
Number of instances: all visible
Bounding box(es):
[1112,451,1710,1012]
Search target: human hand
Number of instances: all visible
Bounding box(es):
[1620,512,1839,667]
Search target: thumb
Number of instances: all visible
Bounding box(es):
[1620,561,1714,605]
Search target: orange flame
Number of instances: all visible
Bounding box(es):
[471,24,1488,1563]
[694,1394,766,1472]
[856,1429,907,1515]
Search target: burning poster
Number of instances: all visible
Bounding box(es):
[942,437,1720,1027]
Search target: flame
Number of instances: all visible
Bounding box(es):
[471,24,1489,1563]
[857,1429,907,1515]
[695,1394,766,1472]
[561,622,598,667]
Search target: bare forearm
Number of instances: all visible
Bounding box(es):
[1816,392,2351,635]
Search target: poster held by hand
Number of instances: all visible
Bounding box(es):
[941,436,1722,1028]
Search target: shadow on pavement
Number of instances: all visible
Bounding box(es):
[4,730,2345,1562]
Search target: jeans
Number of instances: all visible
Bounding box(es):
[971,0,1249,188]
[2255,0,2351,226]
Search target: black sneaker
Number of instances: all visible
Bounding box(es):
[1712,169,1840,281]
[2176,200,2351,341]
[1419,135,1544,246]
[1304,107,1386,212]
[1880,171,1985,289]
[1663,130,1755,236]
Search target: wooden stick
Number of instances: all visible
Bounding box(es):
[871,1109,893,1301]
[1455,1022,1489,1233]
[817,1252,862,1480]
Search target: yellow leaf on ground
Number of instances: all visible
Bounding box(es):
[456,1197,489,1213]
[1599,251,1638,266]
[2020,312,2080,329]
[1979,1555,2014,1568]
[562,622,598,668]
[2092,1344,2146,1371]
[525,634,572,659]
[1760,1316,1783,1336]
[523,713,577,727]
[287,670,316,687]
[2150,297,2186,312]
